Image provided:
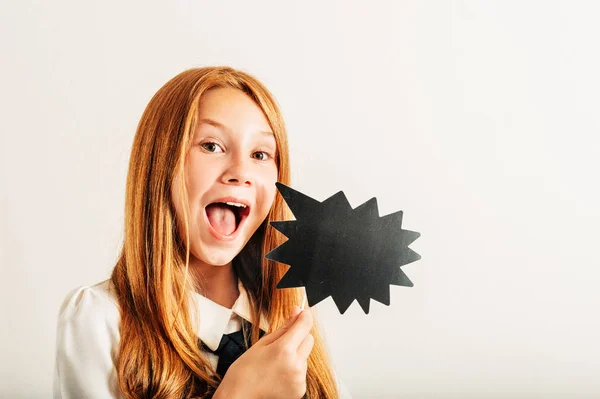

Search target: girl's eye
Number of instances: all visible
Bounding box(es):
[252,151,271,161]
[201,142,224,153]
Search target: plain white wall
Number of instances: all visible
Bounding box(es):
[1,1,599,397]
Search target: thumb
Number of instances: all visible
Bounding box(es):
[259,306,302,346]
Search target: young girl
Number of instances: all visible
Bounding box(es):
[53,67,345,398]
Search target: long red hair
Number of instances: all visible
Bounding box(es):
[110,67,338,398]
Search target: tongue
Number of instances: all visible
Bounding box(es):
[206,203,236,236]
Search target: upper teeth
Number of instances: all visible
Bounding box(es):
[225,202,247,208]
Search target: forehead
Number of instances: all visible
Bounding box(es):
[197,87,272,133]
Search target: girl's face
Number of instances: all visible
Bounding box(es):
[171,87,278,267]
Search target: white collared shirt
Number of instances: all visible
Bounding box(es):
[53,280,351,398]
[191,279,269,368]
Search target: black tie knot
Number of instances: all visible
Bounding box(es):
[200,320,265,378]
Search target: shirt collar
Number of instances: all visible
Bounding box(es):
[192,280,270,351]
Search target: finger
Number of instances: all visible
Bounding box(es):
[297,332,314,359]
[278,308,313,349]
[259,306,302,345]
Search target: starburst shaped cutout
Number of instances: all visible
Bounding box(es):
[266,183,421,314]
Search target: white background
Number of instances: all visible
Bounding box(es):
[1,1,599,398]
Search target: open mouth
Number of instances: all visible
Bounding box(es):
[205,201,250,238]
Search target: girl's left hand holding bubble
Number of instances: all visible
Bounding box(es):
[214,306,314,399]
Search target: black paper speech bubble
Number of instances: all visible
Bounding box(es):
[266,183,421,314]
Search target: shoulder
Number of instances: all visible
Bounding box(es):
[55,280,121,359]
[335,371,353,398]
[57,280,120,335]
[54,280,122,398]
[58,280,119,317]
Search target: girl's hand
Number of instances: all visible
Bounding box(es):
[214,306,314,399]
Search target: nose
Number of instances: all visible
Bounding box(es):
[221,157,253,187]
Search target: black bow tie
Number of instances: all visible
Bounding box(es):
[200,321,265,378]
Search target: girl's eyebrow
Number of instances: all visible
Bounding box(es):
[198,118,274,137]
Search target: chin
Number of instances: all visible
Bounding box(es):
[192,244,242,267]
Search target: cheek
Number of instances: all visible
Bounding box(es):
[171,160,208,231]
[184,157,216,207]
[170,174,185,223]
[185,164,204,197]
[170,176,190,247]
[256,168,278,214]
[265,171,279,210]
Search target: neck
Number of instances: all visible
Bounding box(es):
[189,257,239,309]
